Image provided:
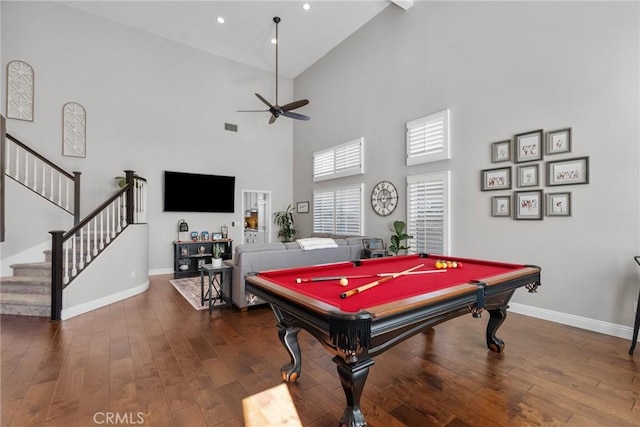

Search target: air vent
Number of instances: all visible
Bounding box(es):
[225,123,238,132]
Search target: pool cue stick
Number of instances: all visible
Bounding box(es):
[296,269,446,284]
[340,264,424,299]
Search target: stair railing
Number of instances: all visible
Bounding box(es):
[50,170,147,321]
[4,133,81,224]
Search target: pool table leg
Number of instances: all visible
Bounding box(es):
[334,357,374,427]
[486,306,507,353]
[276,322,302,382]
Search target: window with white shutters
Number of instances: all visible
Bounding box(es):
[313,184,363,235]
[313,138,364,182]
[407,171,450,255]
[406,110,450,166]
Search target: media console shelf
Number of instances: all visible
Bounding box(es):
[173,239,233,278]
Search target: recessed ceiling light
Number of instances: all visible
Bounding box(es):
[217,17,225,24]
[303,3,311,10]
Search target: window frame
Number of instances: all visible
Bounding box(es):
[313,138,364,182]
[406,109,451,166]
[312,183,364,235]
[406,171,450,255]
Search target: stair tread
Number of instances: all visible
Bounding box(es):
[0,276,51,284]
[0,292,50,304]
[9,261,51,269]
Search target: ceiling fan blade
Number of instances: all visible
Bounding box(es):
[280,99,309,112]
[255,93,274,108]
[268,114,278,124]
[281,111,310,121]
[237,109,269,112]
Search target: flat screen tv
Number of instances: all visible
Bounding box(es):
[163,171,235,213]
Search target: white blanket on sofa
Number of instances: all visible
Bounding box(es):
[296,237,338,250]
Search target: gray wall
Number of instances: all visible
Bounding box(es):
[1,1,294,272]
[294,1,640,329]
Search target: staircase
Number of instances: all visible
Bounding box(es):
[0,253,51,317]
[1,119,148,320]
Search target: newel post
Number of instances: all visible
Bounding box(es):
[73,171,81,225]
[125,170,135,225]
[50,230,65,321]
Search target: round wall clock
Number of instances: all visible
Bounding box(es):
[371,181,398,216]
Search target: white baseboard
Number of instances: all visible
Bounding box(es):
[509,302,638,342]
[149,267,173,276]
[61,281,149,320]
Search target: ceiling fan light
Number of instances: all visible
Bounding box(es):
[303,3,311,11]
[216,16,225,24]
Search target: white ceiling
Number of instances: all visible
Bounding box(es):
[59,1,401,79]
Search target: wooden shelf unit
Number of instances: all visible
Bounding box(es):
[173,239,232,278]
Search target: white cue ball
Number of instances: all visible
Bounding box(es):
[339,278,349,287]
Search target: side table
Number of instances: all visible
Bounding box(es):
[200,263,233,312]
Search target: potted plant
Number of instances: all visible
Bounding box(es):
[388,220,412,255]
[211,244,223,267]
[274,204,298,242]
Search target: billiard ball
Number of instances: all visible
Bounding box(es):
[339,278,349,286]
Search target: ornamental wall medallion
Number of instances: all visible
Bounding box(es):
[6,60,35,121]
[62,102,86,158]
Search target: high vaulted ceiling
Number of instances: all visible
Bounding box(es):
[59,1,411,79]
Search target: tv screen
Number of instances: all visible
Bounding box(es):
[164,171,235,213]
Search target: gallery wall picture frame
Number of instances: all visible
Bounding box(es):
[297,201,310,213]
[481,167,511,191]
[491,140,512,163]
[491,195,511,217]
[514,129,543,163]
[546,156,589,186]
[516,164,539,188]
[212,232,222,240]
[514,190,543,220]
[546,192,572,216]
[545,127,572,155]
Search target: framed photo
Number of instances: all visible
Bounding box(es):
[546,192,572,216]
[491,140,512,163]
[516,164,539,188]
[297,201,310,213]
[481,167,511,191]
[546,156,589,186]
[180,246,189,257]
[514,129,543,163]
[201,231,209,241]
[191,231,199,241]
[212,232,222,240]
[546,128,572,155]
[514,190,543,220]
[491,195,511,217]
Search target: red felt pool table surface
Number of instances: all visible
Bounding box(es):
[253,254,531,314]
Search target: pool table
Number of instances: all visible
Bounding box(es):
[245,253,541,427]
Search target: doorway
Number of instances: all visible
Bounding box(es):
[242,190,271,245]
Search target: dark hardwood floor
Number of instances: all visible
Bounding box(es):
[1,274,638,426]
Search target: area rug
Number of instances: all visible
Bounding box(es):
[170,275,229,311]
[170,277,207,310]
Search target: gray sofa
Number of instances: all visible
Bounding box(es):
[227,235,370,310]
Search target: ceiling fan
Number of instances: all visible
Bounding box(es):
[238,17,310,124]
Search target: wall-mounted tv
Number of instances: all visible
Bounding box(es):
[163,171,235,213]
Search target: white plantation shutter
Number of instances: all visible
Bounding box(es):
[407,171,450,255]
[313,184,363,235]
[313,138,364,182]
[406,110,450,165]
[313,191,335,233]
[313,151,334,179]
